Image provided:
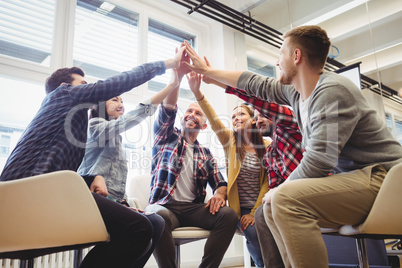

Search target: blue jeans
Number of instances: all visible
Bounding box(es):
[134,212,165,268]
[238,207,264,268]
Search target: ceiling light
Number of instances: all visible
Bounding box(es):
[302,0,370,26]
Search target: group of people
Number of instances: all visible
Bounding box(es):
[1,24,401,268]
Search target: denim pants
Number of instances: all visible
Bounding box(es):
[238,208,264,267]
[146,201,238,268]
[134,212,165,268]
[259,165,386,268]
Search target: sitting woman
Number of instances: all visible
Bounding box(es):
[78,70,179,268]
[187,71,269,268]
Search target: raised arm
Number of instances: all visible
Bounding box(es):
[151,69,180,106]
[187,71,231,147]
[183,41,242,88]
[163,46,191,111]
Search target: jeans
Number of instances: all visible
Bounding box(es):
[238,208,264,268]
[134,212,165,268]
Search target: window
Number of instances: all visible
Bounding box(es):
[0,0,55,66]
[147,18,196,100]
[386,112,402,144]
[247,56,276,77]
[73,0,139,79]
[0,76,45,171]
[0,135,10,156]
[394,116,402,144]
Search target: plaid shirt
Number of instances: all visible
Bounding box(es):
[150,105,227,205]
[226,87,304,189]
[0,61,166,182]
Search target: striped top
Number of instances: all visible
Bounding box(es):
[237,151,261,209]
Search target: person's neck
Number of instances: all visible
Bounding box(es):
[182,129,199,145]
[294,69,323,102]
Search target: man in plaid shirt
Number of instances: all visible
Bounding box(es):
[145,70,238,268]
[225,87,304,188]
[0,47,186,268]
[225,87,304,266]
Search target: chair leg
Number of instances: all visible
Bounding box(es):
[242,236,251,268]
[356,238,369,268]
[74,249,83,268]
[175,244,180,268]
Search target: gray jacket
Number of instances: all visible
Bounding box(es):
[238,71,402,180]
[78,99,156,201]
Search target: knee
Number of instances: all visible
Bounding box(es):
[147,213,165,231]
[124,214,153,247]
[270,184,296,218]
[255,206,264,225]
[219,206,238,227]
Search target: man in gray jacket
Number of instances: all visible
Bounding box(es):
[183,26,402,268]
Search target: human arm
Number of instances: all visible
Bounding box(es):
[288,81,360,180]
[89,175,108,197]
[151,69,180,106]
[205,185,227,215]
[183,41,242,88]
[187,71,232,147]
[163,46,191,110]
[70,46,186,104]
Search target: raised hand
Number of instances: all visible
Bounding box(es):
[177,43,191,78]
[183,41,210,74]
[186,71,203,101]
[164,46,186,70]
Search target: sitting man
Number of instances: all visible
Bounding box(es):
[145,66,238,268]
[0,47,186,268]
[183,25,402,267]
[203,72,304,266]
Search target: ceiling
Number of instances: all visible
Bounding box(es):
[217,0,402,96]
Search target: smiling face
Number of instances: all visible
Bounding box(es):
[254,110,274,137]
[277,37,297,85]
[232,106,255,133]
[105,96,124,120]
[181,102,207,131]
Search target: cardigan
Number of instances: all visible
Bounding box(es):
[198,97,270,218]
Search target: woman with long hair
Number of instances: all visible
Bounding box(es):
[78,70,180,267]
[188,71,269,268]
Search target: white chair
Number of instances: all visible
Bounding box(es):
[0,170,109,268]
[321,162,402,268]
[127,173,211,268]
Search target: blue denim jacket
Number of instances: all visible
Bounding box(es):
[78,99,156,201]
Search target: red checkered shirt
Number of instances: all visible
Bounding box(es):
[226,87,304,189]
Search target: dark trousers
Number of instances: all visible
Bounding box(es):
[80,193,153,268]
[146,201,238,268]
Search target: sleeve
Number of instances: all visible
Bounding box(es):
[153,104,177,146]
[203,148,227,192]
[88,99,156,142]
[198,97,232,148]
[288,84,360,180]
[69,61,166,104]
[81,174,96,188]
[237,71,294,106]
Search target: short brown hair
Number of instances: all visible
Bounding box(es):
[283,25,331,69]
[45,67,85,94]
